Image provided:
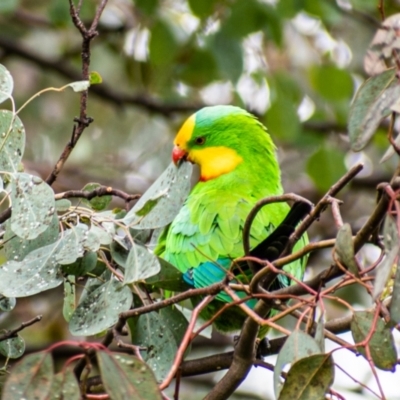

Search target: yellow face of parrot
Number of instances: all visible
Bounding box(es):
[172,112,243,182]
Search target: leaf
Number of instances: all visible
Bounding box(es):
[0,110,25,172]
[335,223,358,275]
[278,354,334,400]
[49,367,81,400]
[63,276,76,322]
[309,65,353,101]
[0,64,13,104]
[124,162,192,230]
[11,173,56,240]
[97,352,162,400]
[389,259,400,324]
[69,278,132,336]
[128,310,184,382]
[274,330,321,398]
[55,199,71,212]
[2,352,54,399]
[82,182,112,211]
[89,224,113,245]
[0,296,16,311]
[67,80,90,92]
[351,310,397,371]
[123,243,161,284]
[89,71,103,85]
[314,313,325,353]
[348,69,400,151]
[55,225,88,265]
[4,214,59,261]
[61,251,98,276]
[374,214,400,299]
[306,147,347,193]
[188,0,216,19]
[145,257,188,291]
[0,335,25,359]
[149,19,179,67]
[0,240,64,297]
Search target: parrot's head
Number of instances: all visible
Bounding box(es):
[172,105,277,182]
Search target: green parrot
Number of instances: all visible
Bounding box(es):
[155,105,308,333]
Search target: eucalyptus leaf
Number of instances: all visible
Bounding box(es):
[373,245,398,300]
[389,259,400,324]
[55,225,87,265]
[0,239,64,297]
[11,173,55,240]
[0,64,14,104]
[97,352,162,400]
[274,330,321,398]
[335,223,358,275]
[63,276,76,322]
[82,182,112,211]
[49,368,81,400]
[4,214,59,261]
[123,242,160,284]
[2,352,54,399]
[348,69,400,151]
[278,354,334,400]
[351,310,397,371]
[55,199,71,212]
[0,335,25,359]
[0,296,16,311]
[0,110,25,173]
[69,278,132,336]
[128,311,180,382]
[124,162,192,230]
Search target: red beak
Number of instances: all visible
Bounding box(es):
[172,145,188,165]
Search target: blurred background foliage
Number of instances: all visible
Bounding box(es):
[0,0,399,398]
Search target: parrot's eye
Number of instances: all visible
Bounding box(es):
[194,136,206,145]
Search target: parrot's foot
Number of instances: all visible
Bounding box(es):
[232,336,270,360]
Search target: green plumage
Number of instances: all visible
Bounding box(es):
[155,105,307,333]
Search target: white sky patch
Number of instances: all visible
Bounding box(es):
[243,32,267,74]
[236,75,270,114]
[200,81,233,105]
[332,39,353,68]
[124,26,149,61]
[344,151,373,178]
[297,95,315,122]
[292,12,321,35]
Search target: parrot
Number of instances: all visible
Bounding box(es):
[155,105,309,333]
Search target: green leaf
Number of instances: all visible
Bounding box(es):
[208,32,243,82]
[69,278,132,336]
[348,69,400,151]
[63,276,76,322]
[145,257,188,291]
[97,352,162,400]
[351,310,397,371]
[48,0,70,26]
[0,64,13,104]
[55,199,71,212]
[49,367,81,400]
[55,225,88,265]
[335,223,358,275]
[124,243,161,284]
[129,310,184,382]
[2,352,54,399]
[89,224,113,245]
[4,214,59,261]
[390,260,400,324]
[0,0,19,13]
[309,65,353,101]
[274,330,321,398]
[278,354,334,400]
[134,0,159,15]
[149,19,179,67]
[0,110,25,173]
[11,173,55,240]
[0,240,64,297]
[306,146,347,193]
[61,251,98,276]
[373,215,399,300]
[188,0,216,19]
[0,296,16,311]
[89,71,103,85]
[0,335,25,359]
[265,96,301,142]
[82,182,112,211]
[124,162,192,230]
[178,48,219,87]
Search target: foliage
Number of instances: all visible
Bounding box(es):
[0,1,399,400]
